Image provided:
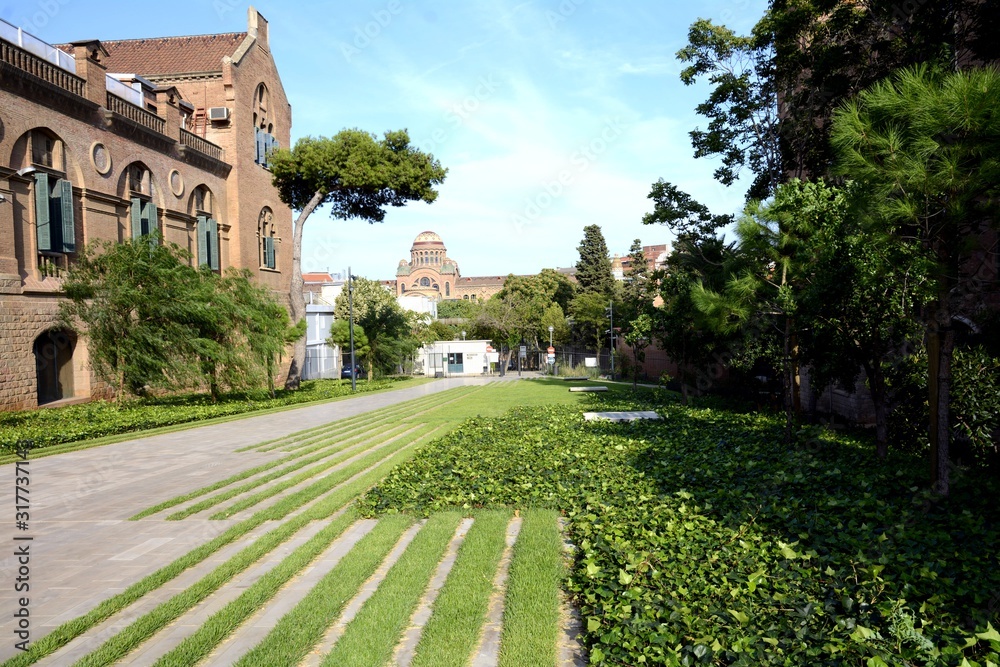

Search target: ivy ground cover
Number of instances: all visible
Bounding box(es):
[361,391,1000,666]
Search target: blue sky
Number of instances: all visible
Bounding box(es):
[7,0,769,281]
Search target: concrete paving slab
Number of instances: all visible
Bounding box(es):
[583,410,661,422]
[470,516,523,667]
[394,517,475,666]
[302,520,427,667]
[0,377,507,662]
[205,519,378,666]
[123,519,331,666]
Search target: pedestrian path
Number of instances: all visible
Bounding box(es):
[0,378,584,666]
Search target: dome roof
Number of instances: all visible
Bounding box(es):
[411,230,445,249]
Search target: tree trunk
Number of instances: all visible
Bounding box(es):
[284,191,326,390]
[863,360,889,459]
[783,316,795,443]
[928,291,954,496]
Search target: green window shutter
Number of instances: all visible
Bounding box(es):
[130,197,143,239]
[35,173,52,251]
[264,236,275,269]
[197,215,208,266]
[266,134,278,167]
[208,218,219,271]
[142,200,157,247]
[58,179,75,253]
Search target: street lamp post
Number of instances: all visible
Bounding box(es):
[348,267,356,392]
[461,330,466,341]
[608,300,615,380]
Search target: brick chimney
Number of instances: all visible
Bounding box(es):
[68,40,108,107]
[154,86,183,142]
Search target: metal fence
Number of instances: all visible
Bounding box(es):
[303,347,339,380]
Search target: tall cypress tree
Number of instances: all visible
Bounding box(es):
[575,225,614,297]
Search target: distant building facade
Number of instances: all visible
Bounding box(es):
[0,7,292,410]
[392,230,507,302]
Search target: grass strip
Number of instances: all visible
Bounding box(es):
[410,510,511,667]
[320,512,464,667]
[0,377,431,464]
[232,515,414,667]
[165,423,415,520]
[497,509,562,667]
[131,416,416,521]
[3,425,446,667]
[240,386,466,453]
[72,503,357,666]
[148,509,366,667]
[209,423,438,520]
[68,432,441,667]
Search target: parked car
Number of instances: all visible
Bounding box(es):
[341,364,367,379]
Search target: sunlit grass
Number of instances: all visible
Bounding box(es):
[320,512,464,667]
[410,510,511,667]
[233,515,414,667]
[497,509,562,667]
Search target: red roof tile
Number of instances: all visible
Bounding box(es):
[57,33,247,76]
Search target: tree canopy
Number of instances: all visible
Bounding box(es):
[333,277,413,377]
[574,225,615,297]
[269,128,446,389]
[831,65,1000,494]
[60,239,292,401]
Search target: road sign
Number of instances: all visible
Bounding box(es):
[547,353,555,364]
[547,346,555,354]
[518,345,527,359]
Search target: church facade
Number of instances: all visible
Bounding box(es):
[393,231,507,302]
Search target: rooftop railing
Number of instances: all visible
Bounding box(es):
[180,128,224,161]
[106,92,166,135]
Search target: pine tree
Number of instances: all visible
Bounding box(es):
[575,225,614,297]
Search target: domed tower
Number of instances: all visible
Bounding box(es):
[410,231,446,267]
[396,231,460,300]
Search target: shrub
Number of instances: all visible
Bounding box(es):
[888,346,1000,467]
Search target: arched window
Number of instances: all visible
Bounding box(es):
[126,162,158,246]
[22,129,75,261]
[254,83,279,167]
[193,186,219,270]
[463,295,469,300]
[258,207,276,270]
[445,282,450,296]
[401,284,406,293]
[420,277,431,287]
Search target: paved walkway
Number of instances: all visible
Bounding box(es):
[0,376,525,661]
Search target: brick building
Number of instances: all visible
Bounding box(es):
[392,230,509,302]
[0,7,292,410]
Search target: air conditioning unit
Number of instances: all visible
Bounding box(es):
[208,107,230,121]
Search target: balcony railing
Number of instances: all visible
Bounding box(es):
[180,129,224,161]
[0,39,85,97]
[106,92,166,135]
